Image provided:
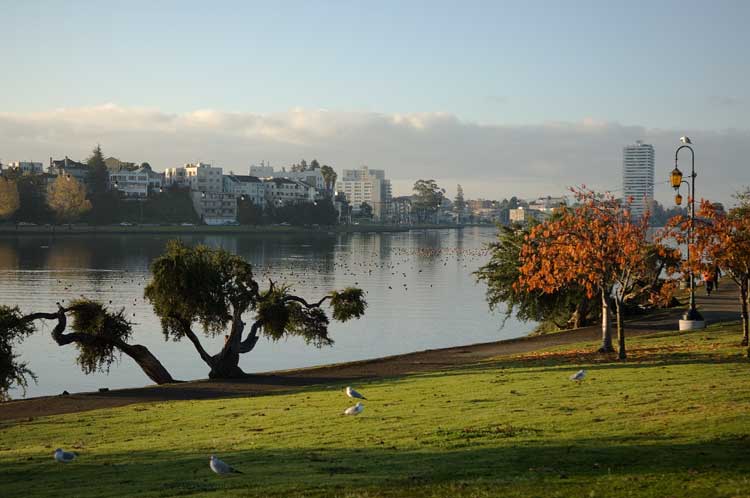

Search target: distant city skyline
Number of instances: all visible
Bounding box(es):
[2,1,749,204]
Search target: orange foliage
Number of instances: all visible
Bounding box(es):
[517,188,659,302]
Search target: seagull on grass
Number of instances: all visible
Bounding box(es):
[210,455,243,475]
[345,386,367,400]
[344,402,364,416]
[54,448,76,463]
[570,369,586,382]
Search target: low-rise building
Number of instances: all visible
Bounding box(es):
[110,168,149,198]
[49,156,89,186]
[509,207,547,224]
[6,161,44,175]
[282,168,326,192]
[249,162,274,177]
[264,177,316,206]
[164,166,188,187]
[223,174,265,206]
[191,191,237,225]
[528,195,567,213]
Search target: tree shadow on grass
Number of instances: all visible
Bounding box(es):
[1,437,749,498]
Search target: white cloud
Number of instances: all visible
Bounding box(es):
[1,104,748,204]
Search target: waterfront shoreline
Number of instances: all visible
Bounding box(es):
[0,223,484,236]
[1,282,739,421]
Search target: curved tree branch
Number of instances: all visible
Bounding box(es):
[22,305,175,385]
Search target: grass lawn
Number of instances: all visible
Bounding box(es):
[1,323,749,497]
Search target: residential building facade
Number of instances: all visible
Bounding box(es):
[49,157,89,186]
[191,191,237,225]
[109,167,150,198]
[223,175,265,206]
[622,140,655,219]
[6,161,43,175]
[335,166,392,221]
[264,177,316,206]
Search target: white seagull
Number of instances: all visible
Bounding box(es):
[570,369,586,382]
[345,386,367,400]
[210,455,243,475]
[344,402,364,416]
[54,448,76,463]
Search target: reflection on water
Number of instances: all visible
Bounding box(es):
[1,227,534,398]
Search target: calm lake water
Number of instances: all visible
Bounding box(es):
[1,227,534,398]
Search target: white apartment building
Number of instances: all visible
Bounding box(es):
[165,163,223,193]
[223,175,265,206]
[191,191,237,225]
[622,141,655,219]
[335,166,392,220]
[509,207,547,224]
[6,161,43,175]
[264,177,316,206]
[249,162,274,177]
[283,169,326,192]
[109,167,150,198]
[164,166,188,187]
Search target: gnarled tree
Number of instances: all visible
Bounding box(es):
[0,300,174,399]
[144,241,367,378]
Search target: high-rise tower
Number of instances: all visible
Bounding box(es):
[622,141,655,219]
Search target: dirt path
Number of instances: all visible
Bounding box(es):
[0,282,741,422]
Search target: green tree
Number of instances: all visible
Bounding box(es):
[0,177,20,220]
[47,175,92,223]
[237,198,264,225]
[0,306,36,400]
[86,145,109,196]
[475,224,597,332]
[412,179,445,223]
[0,301,174,389]
[320,165,338,193]
[144,241,367,378]
[14,175,52,223]
[358,202,373,220]
[86,145,119,224]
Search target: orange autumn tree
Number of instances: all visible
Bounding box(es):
[517,188,677,360]
[674,200,750,350]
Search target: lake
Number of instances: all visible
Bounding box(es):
[0,227,534,398]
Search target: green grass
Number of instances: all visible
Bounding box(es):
[1,324,749,497]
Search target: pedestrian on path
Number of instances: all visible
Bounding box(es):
[703,269,714,296]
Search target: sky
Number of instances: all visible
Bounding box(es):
[1,0,749,204]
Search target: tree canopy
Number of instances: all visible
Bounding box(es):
[144,241,367,378]
[412,179,445,223]
[47,175,92,223]
[517,188,678,359]
[0,178,20,220]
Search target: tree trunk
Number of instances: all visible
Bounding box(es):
[614,297,626,360]
[116,342,175,384]
[31,307,175,385]
[740,278,749,348]
[208,317,262,379]
[598,290,615,353]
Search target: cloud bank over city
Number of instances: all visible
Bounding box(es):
[1,104,748,204]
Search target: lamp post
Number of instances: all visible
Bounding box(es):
[671,136,705,330]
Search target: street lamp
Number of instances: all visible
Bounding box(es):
[672,136,705,330]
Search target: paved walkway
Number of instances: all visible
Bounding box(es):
[0,280,741,422]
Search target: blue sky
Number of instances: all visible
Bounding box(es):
[1,1,748,201]
[3,0,748,128]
